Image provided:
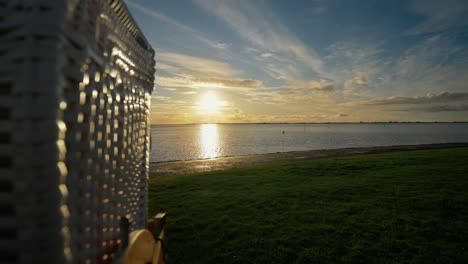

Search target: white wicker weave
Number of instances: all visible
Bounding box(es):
[0,0,155,263]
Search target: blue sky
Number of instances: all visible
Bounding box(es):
[125,0,468,123]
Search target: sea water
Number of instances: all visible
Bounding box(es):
[150,123,468,162]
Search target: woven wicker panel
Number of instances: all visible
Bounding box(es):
[0,1,70,263]
[0,0,155,263]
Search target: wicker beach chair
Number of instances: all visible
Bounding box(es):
[0,0,160,262]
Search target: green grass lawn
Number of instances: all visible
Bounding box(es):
[148,148,468,263]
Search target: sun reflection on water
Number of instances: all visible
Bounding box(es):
[200,124,220,159]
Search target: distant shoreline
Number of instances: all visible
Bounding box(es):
[149,142,468,178]
[150,121,468,125]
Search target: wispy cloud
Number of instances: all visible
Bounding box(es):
[251,51,302,80]
[130,0,468,123]
[391,103,468,113]
[125,0,230,50]
[156,75,263,90]
[155,51,267,91]
[326,41,383,63]
[311,0,328,15]
[426,104,468,112]
[288,79,335,91]
[195,78,262,89]
[242,86,337,107]
[151,95,171,101]
[394,34,468,95]
[156,76,193,89]
[157,51,240,78]
[343,75,372,97]
[335,113,349,118]
[361,92,468,105]
[406,0,468,35]
[325,40,386,99]
[195,0,325,78]
[326,33,468,101]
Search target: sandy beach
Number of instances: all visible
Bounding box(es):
[149,142,468,178]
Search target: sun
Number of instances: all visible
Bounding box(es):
[198,91,221,114]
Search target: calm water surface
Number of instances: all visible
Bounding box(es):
[150,123,468,162]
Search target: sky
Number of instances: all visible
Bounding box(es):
[125,0,468,124]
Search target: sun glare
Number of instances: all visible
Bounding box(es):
[198,91,221,114]
[200,124,220,159]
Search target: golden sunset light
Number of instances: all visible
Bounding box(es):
[199,123,220,159]
[198,91,222,114]
[9,1,468,263]
[196,82,224,89]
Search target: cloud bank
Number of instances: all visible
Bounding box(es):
[195,0,325,79]
[363,92,468,105]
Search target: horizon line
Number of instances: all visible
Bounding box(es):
[150,121,468,125]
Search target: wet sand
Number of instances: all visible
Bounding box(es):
[149,143,468,179]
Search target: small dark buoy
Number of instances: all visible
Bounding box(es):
[282,130,285,134]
